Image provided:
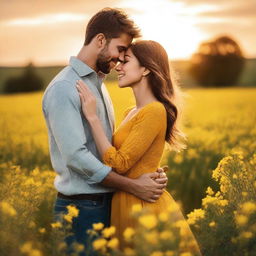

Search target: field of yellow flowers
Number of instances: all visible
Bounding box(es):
[0,84,255,256]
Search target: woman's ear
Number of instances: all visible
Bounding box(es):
[96,33,107,48]
[142,68,150,76]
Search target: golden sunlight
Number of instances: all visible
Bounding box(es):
[119,0,219,59]
[0,0,255,65]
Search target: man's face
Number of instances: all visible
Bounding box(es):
[96,33,132,74]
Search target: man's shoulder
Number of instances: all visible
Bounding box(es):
[43,66,79,97]
[42,66,81,110]
[47,66,77,88]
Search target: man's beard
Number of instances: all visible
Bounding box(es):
[96,46,117,74]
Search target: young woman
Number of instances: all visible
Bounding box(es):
[76,40,201,254]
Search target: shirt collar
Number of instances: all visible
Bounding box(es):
[69,56,95,77]
[97,71,106,82]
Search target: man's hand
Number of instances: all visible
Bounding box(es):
[131,170,168,203]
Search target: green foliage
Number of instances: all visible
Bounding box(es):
[3,63,44,93]
[0,87,255,255]
[166,88,256,214]
[187,152,256,256]
[189,36,245,87]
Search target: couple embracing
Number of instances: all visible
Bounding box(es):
[42,7,201,255]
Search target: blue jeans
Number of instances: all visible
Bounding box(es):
[53,193,113,256]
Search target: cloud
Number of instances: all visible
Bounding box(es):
[198,2,256,19]
[0,0,120,21]
[3,13,89,27]
[0,0,255,65]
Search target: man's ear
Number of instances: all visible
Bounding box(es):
[95,33,107,48]
[142,68,150,76]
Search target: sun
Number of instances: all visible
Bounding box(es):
[118,0,210,60]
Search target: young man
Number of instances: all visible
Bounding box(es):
[42,8,167,254]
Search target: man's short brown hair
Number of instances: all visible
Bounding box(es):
[84,8,141,45]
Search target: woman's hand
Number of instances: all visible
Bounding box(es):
[76,80,97,122]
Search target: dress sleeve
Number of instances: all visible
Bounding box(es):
[103,104,166,174]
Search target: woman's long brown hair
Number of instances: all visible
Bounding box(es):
[130,40,186,151]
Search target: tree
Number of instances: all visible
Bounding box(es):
[189,35,245,87]
[4,63,44,93]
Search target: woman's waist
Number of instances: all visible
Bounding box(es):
[120,164,161,178]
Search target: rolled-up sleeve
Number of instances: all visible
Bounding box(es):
[44,81,111,184]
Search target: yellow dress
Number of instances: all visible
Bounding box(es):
[103,102,201,254]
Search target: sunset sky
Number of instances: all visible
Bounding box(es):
[0,0,255,66]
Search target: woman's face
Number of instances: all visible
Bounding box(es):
[115,48,145,88]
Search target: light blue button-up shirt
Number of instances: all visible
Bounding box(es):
[42,57,115,195]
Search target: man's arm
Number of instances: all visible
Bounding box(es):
[43,81,112,184]
[101,170,168,203]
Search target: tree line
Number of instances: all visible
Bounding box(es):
[3,35,245,93]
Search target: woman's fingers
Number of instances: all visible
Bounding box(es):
[76,84,89,103]
[76,80,94,101]
[78,93,85,103]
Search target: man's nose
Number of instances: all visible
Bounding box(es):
[115,62,123,71]
[118,51,125,61]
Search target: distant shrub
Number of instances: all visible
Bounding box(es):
[3,63,44,93]
[190,35,245,87]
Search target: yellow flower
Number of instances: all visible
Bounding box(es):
[51,222,62,228]
[160,231,174,240]
[32,167,40,176]
[241,231,253,239]
[187,209,205,225]
[206,186,214,196]
[180,253,192,256]
[38,228,46,234]
[159,212,169,222]
[25,177,35,186]
[202,195,217,208]
[58,242,67,251]
[29,221,36,228]
[220,199,228,207]
[187,148,198,159]
[0,201,17,216]
[215,192,221,197]
[235,214,248,226]
[93,222,104,231]
[139,214,157,229]
[174,154,183,163]
[232,174,238,179]
[124,247,135,256]
[209,221,216,227]
[123,227,135,241]
[242,192,248,197]
[241,202,256,214]
[30,249,42,256]
[132,204,142,213]
[107,238,119,250]
[165,251,174,256]
[67,205,79,217]
[150,251,163,256]
[64,214,73,223]
[75,244,84,252]
[145,231,158,244]
[92,238,107,251]
[102,226,116,238]
[20,242,33,253]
